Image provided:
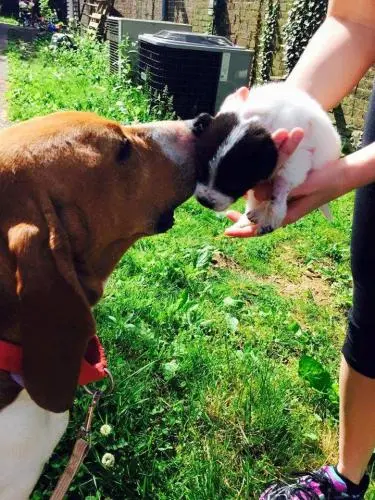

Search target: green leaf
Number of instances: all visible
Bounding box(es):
[175,289,189,311]
[163,359,180,380]
[304,432,319,441]
[196,245,214,269]
[226,314,239,333]
[298,355,332,393]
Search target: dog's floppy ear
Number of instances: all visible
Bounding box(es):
[8,206,95,413]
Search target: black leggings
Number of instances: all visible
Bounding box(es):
[343,85,375,378]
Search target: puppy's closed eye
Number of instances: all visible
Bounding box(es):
[118,138,131,162]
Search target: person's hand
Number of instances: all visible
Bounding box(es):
[225,128,305,237]
[281,159,345,225]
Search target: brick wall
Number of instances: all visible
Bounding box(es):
[112,0,212,34]
[112,0,161,19]
[111,0,373,131]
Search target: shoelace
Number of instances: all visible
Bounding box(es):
[267,470,337,499]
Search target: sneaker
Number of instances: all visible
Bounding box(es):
[260,465,369,499]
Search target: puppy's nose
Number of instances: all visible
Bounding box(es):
[196,195,215,209]
[191,113,213,137]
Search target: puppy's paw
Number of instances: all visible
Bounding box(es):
[254,202,284,236]
[267,207,285,231]
[246,204,267,225]
[258,225,274,236]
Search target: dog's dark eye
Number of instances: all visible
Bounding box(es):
[192,113,213,137]
[118,138,131,162]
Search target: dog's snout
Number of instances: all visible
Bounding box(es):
[191,113,213,137]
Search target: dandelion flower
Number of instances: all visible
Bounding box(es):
[100,424,112,436]
[101,452,115,468]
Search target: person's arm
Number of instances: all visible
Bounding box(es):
[287,0,375,110]
[284,142,375,224]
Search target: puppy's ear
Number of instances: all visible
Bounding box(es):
[8,205,95,413]
[235,87,250,101]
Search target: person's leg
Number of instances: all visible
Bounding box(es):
[338,358,375,484]
[338,83,375,485]
[261,88,375,499]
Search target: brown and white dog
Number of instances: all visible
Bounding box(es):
[0,110,205,499]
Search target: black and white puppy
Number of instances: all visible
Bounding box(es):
[193,84,341,234]
[192,110,278,226]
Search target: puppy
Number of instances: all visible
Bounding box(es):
[194,83,341,234]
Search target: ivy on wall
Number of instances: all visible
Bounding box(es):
[258,0,280,82]
[283,0,358,146]
[39,0,54,19]
[284,0,327,74]
[250,0,265,85]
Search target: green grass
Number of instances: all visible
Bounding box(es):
[0,15,18,26]
[6,36,174,123]
[6,36,372,498]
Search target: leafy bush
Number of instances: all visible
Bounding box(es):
[284,0,327,74]
[39,0,54,19]
[258,0,280,82]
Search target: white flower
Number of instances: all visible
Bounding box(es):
[100,424,112,436]
[101,452,115,468]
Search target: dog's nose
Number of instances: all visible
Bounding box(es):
[191,113,213,137]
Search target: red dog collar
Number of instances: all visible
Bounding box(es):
[0,335,108,386]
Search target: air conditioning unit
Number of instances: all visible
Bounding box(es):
[138,31,253,119]
[106,17,192,74]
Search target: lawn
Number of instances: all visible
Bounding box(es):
[7,36,374,499]
[0,15,18,26]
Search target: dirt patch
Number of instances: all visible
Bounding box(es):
[268,268,332,306]
[212,251,242,272]
[212,250,332,306]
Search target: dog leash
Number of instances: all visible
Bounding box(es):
[50,369,114,500]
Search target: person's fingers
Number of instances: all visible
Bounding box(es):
[283,128,304,154]
[225,210,259,237]
[271,129,289,148]
[226,210,243,222]
[277,128,304,166]
[225,224,259,237]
